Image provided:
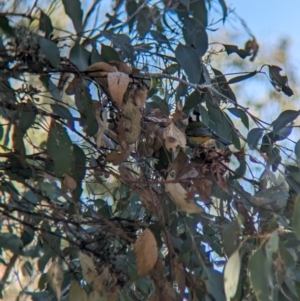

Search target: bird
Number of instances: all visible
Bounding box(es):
[185,111,232,146]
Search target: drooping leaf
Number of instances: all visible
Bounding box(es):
[136,6,152,39]
[0,233,23,255]
[293,195,300,240]
[175,43,202,83]
[227,107,249,129]
[47,120,73,177]
[39,37,60,68]
[218,0,227,22]
[102,31,135,61]
[224,248,241,301]
[228,71,257,84]
[223,44,251,59]
[182,17,208,57]
[62,0,83,34]
[272,110,300,133]
[70,144,86,182]
[295,140,300,161]
[247,128,264,150]
[39,11,53,38]
[212,68,237,103]
[0,15,14,36]
[70,41,90,71]
[183,90,203,111]
[101,44,121,62]
[190,0,207,26]
[248,247,270,301]
[126,0,138,31]
[268,65,294,96]
[51,104,74,127]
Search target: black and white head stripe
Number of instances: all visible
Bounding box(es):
[189,111,201,122]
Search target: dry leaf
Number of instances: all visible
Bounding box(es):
[134,85,148,109]
[62,174,77,192]
[147,296,159,301]
[107,71,130,108]
[122,102,142,144]
[172,103,184,122]
[110,61,132,74]
[140,187,157,213]
[47,261,63,299]
[93,102,108,148]
[134,228,158,276]
[79,252,97,285]
[69,280,88,301]
[85,62,117,74]
[88,291,106,301]
[173,255,185,295]
[65,77,82,95]
[165,174,204,214]
[163,122,186,152]
[105,150,129,165]
[194,177,213,202]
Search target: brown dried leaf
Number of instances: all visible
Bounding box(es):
[79,252,98,285]
[88,291,105,301]
[122,102,142,144]
[69,280,88,301]
[172,103,184,122]
[105,150,129,165]
[173,255,185,295]
[140,187,157,213]
[194,178,213,202]
[62,174,77,192]
[65,77,82,95]
[147,296,159,301]
[134,228,158,276]
[85,62,117,74]
[110,61,132,74]
[163,122,186,152]
[47,261,63,299]
[107,71,130,108]
[134,85,148,109]
[165,174,204,214]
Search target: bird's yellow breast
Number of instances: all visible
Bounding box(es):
[189,136,212,143]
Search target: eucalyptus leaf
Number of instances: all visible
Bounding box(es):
[247,128,264,150]
[272,110,300,133]
[62,0,83,34]
[70,41,90,71]
[39,37,60,68]
[39,11,53,38]
[295,140,300,161]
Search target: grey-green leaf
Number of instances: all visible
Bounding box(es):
[101,44,121,62]
[272,110,300,133]
[136,7,151,39]
[70,41,90,71]
[47,121,73,177]
[39,37,60,68]
[51,104,73,126]
[293,195,300,240]
[62,0,83,34]
[0,15,14,36]
[175,43,202,83]
[39,11,53,38]
[0,233,23,254]
[295,140,300,161]
[247,128,264,150]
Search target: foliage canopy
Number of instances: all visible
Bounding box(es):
[0,0,299,300]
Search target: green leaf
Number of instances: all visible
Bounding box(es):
[126,0,138,31]
[248,247,270,301]
[223,44,250,59]
[190,0,207,26]
[75,89,98,136]
[39,11,53,38]
[47,121,73,177]
[175,43,202,83]
[218,0,227,22]
[183,17,208,57]
[228,107,249,129]
[0,15,14,36]
[0,125,3,141]
[62,0,83,34]
[147,95,170,116]
[295,140,300,161]
[0,233,23,255]
[91,45,104,64]
[164,63,179,75]
[293,195,300,240]
[17,110,36,134]
[272,110,300,133]
[101,44,121,62]
[221,220,240,257]
[102,31,135,61]
[70,41,90,71]
[228,71,257,84]
[70,144,86,182]
[51,104,73,127]
[39,37,60,68]
[136,6,152,39]
[183,90,203,111]
[247,128,264,150]
[224,248,241,301]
